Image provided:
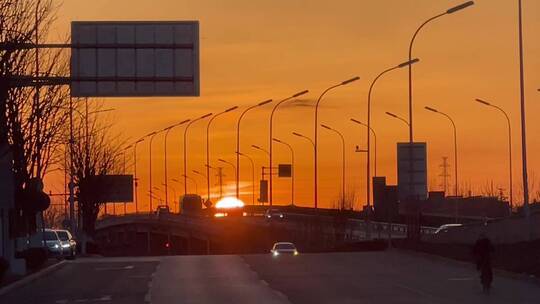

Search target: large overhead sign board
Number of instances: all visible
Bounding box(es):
[70,21,199,97]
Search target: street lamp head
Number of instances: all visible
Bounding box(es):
[292,132,303,137]
[225,106,239,112]
[178,119,191,125]
[424,106,439,113]
[251,144,261,150]
[258,99,273,106]
[200,113,213,119]
[350,118,364,126]
[218,159,227,163]
[272,138,282,143]
[475,98,491,106]
[341,76,360,85]
[398,58,420,68]
[320,124,332,130]
[385,112,398,118]
[446,1,474,14]
[146,131,157,137]
[292,90,309,98]
[124,145,133,150]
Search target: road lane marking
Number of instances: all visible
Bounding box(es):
[448,277,474,281]
[94,265,134,271]
[145,261,160,303]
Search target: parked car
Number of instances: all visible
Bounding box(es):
[55,229,77,259]
[270,242,299,257]
[434,223,463,234]
[30,229,64,257]
[265,209,284,220]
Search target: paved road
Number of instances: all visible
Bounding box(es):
[1,251,539,303]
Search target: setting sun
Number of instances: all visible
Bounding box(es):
[215,197,245,209]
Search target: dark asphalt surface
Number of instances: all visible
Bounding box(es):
[242,251,540,304]
[1,252,539,303]
[0,258,158,304]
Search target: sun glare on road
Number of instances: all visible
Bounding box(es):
[215,197,245,209]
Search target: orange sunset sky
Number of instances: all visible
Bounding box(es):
[45,0,540,212]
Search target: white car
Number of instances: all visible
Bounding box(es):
[30,229,64,257]
[270,242,298,257]
[434,223,463,234]
[55,229,77,259]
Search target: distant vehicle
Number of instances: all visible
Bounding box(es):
[265,209,284,220]
[271,242,298,257]
[434,223,463,234]
[30,229,64,257]
[180,194,203,215]
[156,205,170,216]
[55,229,77,259]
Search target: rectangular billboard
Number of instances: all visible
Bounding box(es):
[259,180,268,203]
[70,21,199,97]
[397,142,427,201]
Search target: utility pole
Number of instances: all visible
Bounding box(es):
[439,157,450,195]
[217,167,223,199]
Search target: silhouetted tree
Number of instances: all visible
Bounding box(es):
[70,101,125,236]
[1,0,70,236]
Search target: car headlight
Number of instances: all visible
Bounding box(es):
[273,251,279,257]
[61,244,71,248]
[294,250,299,256]
[279,214,284,218]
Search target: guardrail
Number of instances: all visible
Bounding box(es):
[97,211,438,241]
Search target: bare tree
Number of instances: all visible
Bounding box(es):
[1,0,70,236]
[43,203,64,229]
[69,100,125,236]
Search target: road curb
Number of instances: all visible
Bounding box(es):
[0,260,67,296]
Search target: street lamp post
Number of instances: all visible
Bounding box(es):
[408,1,474,142]
[184,113,213,195]
[133,138,145,213]
[366,59,418,210]
[207,106,238,202]
[238,152,256,205]
[192,170,208,197]
[122,145,132,214]
[269,90,309,207]
[475,98,513,212]
[350,118,378,177]
[148,131,159,213]
[251,144,270,156]
[321,125,346,210]
[218,159,236,193]
[292,132,315,207]
[272,138,295,206]
[314,77,359,210]
[163,119,190,209]
[182,174,198,195]
[385,111,410,129]
[517,0,529,218]
[236,99,273,199]
[425,106,458,197]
